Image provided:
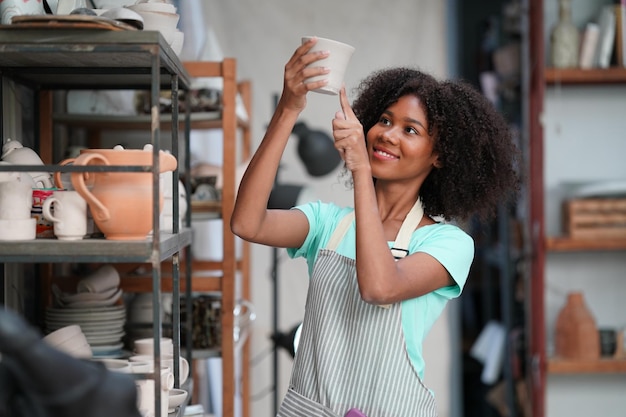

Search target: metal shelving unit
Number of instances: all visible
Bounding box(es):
[0,27,192,417]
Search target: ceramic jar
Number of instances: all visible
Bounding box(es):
[555,291,600,360]
[550,0,579,68]
[59,145,177,240]
[1,139,53,188]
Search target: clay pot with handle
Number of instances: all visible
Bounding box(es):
[56,145,177,240]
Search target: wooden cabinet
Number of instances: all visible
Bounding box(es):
[528,1,626,416]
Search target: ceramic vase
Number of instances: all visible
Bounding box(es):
[555,291,600,360]
[60,146,177,240]
[550,0,580,68]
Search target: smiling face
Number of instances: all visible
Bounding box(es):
[366,94,440,186]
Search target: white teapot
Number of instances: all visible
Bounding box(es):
[1,139,53,188]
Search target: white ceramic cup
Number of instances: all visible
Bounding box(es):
[0,178,33,220]
[132,367,173,417]
[42,190,88,241]
[92,358,132,373]
[133,337,174,356]
[301,36,355,95]
[129,353,190,384]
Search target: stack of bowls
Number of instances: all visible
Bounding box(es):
[127,0,184,55]
[43,324,92,359]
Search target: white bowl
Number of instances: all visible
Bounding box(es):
[169,30,184,56]
[64,342,93,359]
[93,358,131,373]
[132,10,179,32]
[127,2,176,14]
[43,324,83,345]
[168,388,188,412]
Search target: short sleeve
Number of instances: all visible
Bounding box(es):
[286,201,352,276]
[411,223,474,299]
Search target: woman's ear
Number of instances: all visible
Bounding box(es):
[433,157,443,169]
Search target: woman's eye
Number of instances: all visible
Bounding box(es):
[379,117,391,125]
[405,126,418,135]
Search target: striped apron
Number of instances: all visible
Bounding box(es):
[277,199,437,417]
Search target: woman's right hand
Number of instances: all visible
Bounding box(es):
[279,37,330,112]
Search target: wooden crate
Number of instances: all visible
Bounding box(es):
[563,198,626,239]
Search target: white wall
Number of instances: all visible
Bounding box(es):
[190,2,454,416]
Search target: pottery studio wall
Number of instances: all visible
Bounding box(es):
[185,1,460,417]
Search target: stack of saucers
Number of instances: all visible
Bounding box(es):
[45,305,127,358]
[45,264,126,358]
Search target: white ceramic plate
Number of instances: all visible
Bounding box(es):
[45,314,126,328]
[90,342,125,358]
[45,305,126,322]
[568,179,626,198]
[86,332,125,345]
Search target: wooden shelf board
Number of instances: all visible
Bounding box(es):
[120,275,222,293]
[53,112,249,131]
[191,200,222,213]
[548,357,626,373]
[545,67,626,85]
[546,236,626,251]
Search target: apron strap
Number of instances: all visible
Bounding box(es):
[326,211,355,251]
[390,198,424,259]
[325,198,424,258]
[324,199,424,309]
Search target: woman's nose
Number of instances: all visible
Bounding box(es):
[381,127,400,144]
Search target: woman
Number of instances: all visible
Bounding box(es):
[231,38,520,417]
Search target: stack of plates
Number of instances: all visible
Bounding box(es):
[45,305,126,358]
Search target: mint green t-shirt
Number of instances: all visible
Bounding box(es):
[287,201,474,380]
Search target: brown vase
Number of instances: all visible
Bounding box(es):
[555,292,600,360]
[56,147,177,241]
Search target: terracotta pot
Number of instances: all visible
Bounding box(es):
[58,147,177,240]
[555,292,600,360]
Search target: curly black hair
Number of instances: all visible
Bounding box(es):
[351,67,521,222]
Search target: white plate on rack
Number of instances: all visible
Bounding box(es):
[91,342,125,358]
[45,305,126,322]
[567,179,626,198]
[86,332,125,345]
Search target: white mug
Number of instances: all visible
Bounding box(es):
[133,337,174,356]
[129,354,190,385]
[0,178,33,220]
[133,367,173,417]
[42,190,87,240]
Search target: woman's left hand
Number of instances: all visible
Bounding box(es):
[332,87,370,174]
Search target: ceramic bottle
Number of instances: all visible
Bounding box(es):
[551,0,580,68]
[555,291,600,360]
